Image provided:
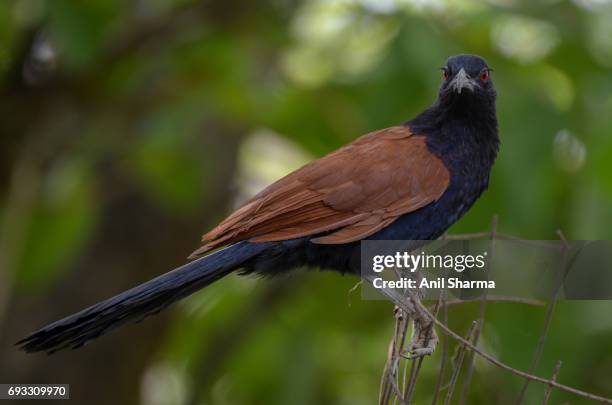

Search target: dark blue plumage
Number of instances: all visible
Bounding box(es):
[18,54,499,353]
[17,242,268,352]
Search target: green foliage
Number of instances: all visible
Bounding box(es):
[46,0,125,69]
[16,159,97,291]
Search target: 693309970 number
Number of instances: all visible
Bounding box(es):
[0,384,69,400]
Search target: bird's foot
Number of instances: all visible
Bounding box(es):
[400,316,438,359]
[402,346,435,359]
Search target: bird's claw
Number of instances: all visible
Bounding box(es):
[401,317,438,360]
[400,346,435,359]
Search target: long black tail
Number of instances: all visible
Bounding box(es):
[17,241,266,354]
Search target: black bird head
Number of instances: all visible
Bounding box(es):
[408,54,498,142]
[439,54,495,102]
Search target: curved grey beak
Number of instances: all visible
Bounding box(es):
[450,68,476,94]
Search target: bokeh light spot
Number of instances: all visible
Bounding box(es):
[553,129,587,173]
[491,15,560,63]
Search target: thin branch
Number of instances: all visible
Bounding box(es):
[515,229,569,404]
[444,321,476,404]
[542,360,562,405]
[404,357,419,404]
[430,292,449,405]
[459,215,498,404]
[432,296,544,309]
[380,306,409,405]
[443,321,478,405]
[347,280,362,307]
[379,340,394,405]
[388,370,406,405]
[456,325,479,404]
[442,233,559,249]
[441,231,492,239]
[405,297,442,402]
[393,307,411,405]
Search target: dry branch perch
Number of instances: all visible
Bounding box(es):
[379,285,612,404]
[373,228,612,405]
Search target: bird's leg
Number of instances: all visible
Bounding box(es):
[404,304,438,359]
[400,273,438,359]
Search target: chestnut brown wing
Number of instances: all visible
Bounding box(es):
[189,126,449,258]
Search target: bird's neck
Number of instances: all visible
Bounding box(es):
[406,95,499,170]
[409,93,497,131]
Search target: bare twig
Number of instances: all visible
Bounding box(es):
[405,297,442,402]
[441,231,492,240]
[347,280,362,307]
[430,291,449,405]
[380,306,410,405]
[459,215,497,404]
[515,230,569,404]
[442,233,559,249]
[404,356,419,404]
[443,321,478,405]
[542,360,562,405]
[456,324,479,404]
[431,296,544,309]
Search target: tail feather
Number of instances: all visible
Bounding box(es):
[16,241,265,354]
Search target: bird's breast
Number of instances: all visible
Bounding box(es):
[371,127,497,241]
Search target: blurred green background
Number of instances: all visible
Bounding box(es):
[1,0,612,404]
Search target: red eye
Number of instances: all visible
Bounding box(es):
[442,70,449,80]
[480,70,489,81]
